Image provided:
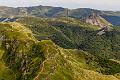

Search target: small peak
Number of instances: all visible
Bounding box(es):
[86,12,112,28]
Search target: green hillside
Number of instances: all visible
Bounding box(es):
[0,22,120,80]
[17,17,120,60]
[0,22,45,80]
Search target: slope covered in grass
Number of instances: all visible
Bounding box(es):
[34,40,120,80]
[0,22,45,80]
[0,22,120,80]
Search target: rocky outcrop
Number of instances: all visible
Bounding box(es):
[86,13,113,35]
[86,13,112,27]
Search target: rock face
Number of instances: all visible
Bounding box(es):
[86,13,112,28]
[86,13,113,35]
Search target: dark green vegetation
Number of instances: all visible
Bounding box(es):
[0,4,120,80]
[1,5,120,26]
[17,17,120,60]
[0,22,120,80]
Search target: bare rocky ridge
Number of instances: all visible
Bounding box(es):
[86,13,113,35]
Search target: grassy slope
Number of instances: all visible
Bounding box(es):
[0,61,16,80]
[0,22,120,80]
[0,22,45,80]
[35,40,120,80]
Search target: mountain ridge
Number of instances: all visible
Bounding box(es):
[0,22,120,80]
[0,5,120,26]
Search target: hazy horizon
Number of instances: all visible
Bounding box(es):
[0,0,120,11]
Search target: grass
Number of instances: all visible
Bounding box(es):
[0,22,120,80]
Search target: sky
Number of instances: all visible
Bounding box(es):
[0,0,120,11]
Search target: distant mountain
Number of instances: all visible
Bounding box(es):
[102,15,120,26]
[0,5,120,26]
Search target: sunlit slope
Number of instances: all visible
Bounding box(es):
[0,22,120,80]
[35,40,120,80]
[0,22,45,80]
